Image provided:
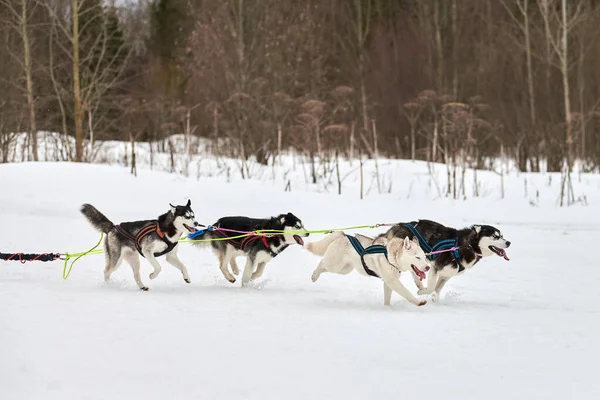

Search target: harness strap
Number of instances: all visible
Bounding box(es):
[404,223,462,270]
[346,235,387,279]
[241,235,279,257]
[115,223,177,258]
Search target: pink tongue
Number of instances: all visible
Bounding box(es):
[503,252,510,261]
[413,267,426,281]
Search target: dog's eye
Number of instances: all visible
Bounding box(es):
[416,256,421,260]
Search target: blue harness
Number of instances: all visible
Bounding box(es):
[403,223,464,272]
[346,235,388,278]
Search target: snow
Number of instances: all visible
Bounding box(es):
[1,159,599,399]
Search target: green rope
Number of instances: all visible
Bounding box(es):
[180,233,256,243]
[59,223,396,279]
[253,223,395,236]
[62,233,104,280]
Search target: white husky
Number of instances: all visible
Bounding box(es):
[306,231,430,307]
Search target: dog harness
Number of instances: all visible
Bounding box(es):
[346,235,388,278]
[191,227,281,258]
[403,223,465,272]
[114,223,177,258]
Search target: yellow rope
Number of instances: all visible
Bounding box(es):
[61,223,397,278]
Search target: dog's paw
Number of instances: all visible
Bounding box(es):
[140,286,149,291]
[250,272,262,281]
[149,272,160,280]
[311,271,320,282]
[415,299,427,307]
[184,278,191,284]
[227,276,236,284]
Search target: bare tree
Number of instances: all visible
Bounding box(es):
[1,0,39,161]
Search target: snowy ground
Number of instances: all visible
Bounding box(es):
[1,161,600,399]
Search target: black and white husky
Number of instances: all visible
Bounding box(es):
[306,232,430,307]
[80,200,199,291]
[192,213,308,286]
[376,220,511,300]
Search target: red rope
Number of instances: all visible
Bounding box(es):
[2,252,62,263]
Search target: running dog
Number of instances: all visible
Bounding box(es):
[306,231,430,307]
[80,200,199,290]
[376,220,511,300]
[191,213,308,286]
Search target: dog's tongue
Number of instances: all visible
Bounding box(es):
[503,251,510,261]
[293,235,304,246]
[412,266,426,281]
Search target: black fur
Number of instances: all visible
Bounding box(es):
[206,212,305,258]
[379,219,485,272]
[81,204,115,233]
[80,201,197,290]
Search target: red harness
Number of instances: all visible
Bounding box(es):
[115,223,177,258]
[212,230,279,256]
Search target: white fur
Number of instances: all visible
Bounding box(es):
[105,209,197,290]
[306,232,430,307]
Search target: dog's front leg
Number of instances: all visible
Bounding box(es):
[230,257,240,276]
[241,257,257,287]
[219,247,236,283]
[143,251,162,280]
[432,276,450,302]
[418,268,438,295]
[250,262,266,281]
[383,281,392,306]
[165,249,191,284]
[410,270,425,291]
[380,271,426,307]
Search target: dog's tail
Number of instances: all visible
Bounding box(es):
[80,204,115,233]
[305,231,345,256]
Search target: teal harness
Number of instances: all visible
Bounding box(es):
[346,235,387,278]
[403,223,465,272]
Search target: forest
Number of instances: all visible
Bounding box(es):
[1,0,599,179]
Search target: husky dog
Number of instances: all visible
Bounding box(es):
[306,231,430,307]
[192,213,308,286]
[80,200,199,291]
[376,220,511,300]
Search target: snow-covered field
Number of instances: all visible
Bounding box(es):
[1,159,600,399]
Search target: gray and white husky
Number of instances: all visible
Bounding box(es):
[376,220,511,300]
[80,200,199,291]
[306,231,430,307]
[192,213,309,286]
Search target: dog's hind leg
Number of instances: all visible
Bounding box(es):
[124,251,147,291]
[311,259,328,282]
[165,248,191,284]
[104,242,123,281]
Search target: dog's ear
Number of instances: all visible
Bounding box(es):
[473,225,482,234]
[412,236,419,244]
[403,236,411,250]
[186,199,191,208]
[169,203,176,213]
